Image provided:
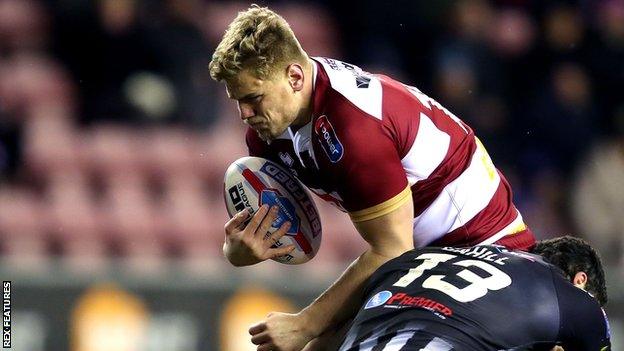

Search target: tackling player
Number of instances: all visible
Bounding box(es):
[210,5,536,350]
[278,237,611,351]
[326,236,610,351]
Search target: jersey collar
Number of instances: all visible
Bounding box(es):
[310,57,330,119]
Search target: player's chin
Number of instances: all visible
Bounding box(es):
[256,130,271,141]
[257,128,280,141]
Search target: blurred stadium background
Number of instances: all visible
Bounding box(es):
[0,0,622,350]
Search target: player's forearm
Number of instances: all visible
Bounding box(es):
[298,248,395,338]
[300,196,414,338]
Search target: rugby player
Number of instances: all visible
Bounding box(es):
[327,236,610,350]
[210,5,535,351]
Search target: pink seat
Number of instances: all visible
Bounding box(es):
[143,128,195,179]
[83,125,142,178]
[99,173,162,257]
[159,174,224,258]
[194,120,248,196]
[43,170,105,257]
[0,188,48,263]
[22,114,79,178]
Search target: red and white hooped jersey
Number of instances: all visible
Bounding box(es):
[247,57,534,249]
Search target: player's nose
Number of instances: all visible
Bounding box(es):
[238,102,255,120]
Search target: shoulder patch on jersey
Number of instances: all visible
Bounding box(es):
[314,57,383,120]
[314,115,344,163]
[364,290,393,309]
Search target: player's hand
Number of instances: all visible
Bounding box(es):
[249,312,314,351]
[223,204,295,266]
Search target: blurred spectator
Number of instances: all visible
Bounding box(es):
[139,0,219,128]
[51,0,219,128]
[432,0,505,116]
[0,110,21,181]
[0,0,50,55]
[49,0,158,124]
[572,109,624,270]
[488,8,536,59]
[487,6,540,115]
[524,62,596,174]
[588,0,624,133]
[542,4,587,59]
[0,53,76,182]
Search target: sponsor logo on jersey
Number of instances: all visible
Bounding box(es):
[314,115,344,163]
[384,293,453,317]
[279,152,295,168]
[364,291,393,309]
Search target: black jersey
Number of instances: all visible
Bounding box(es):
[340,246,611,351]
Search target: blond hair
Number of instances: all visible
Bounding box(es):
[209,5,308,82]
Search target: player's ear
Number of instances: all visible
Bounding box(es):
[286,63,304,92]
[572,271,588,289]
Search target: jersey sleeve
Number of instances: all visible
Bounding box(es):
[554,271,611,350]
[317,94,410,222]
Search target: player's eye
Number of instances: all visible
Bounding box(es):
[239,94,263,105]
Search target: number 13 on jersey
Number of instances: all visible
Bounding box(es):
[393,253,512,303]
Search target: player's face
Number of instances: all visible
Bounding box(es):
[227,69,300,141]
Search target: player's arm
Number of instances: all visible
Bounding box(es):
[292,108,415,341]
[305,192,414,327]
[249,198,414,351]
[249,95,414,349]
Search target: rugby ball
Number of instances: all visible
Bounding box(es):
[223,156,322,264]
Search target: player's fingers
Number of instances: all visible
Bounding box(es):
[224,208,250,233]
[250,331,272,345]
[255,205,279,238]
[257,343,276,351]
[249,321,267,335]
[265,221,291,248]
[245,204,270,234]
[259,344,279,351]
[268,245,296,260]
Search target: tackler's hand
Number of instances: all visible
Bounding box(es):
[250,312,315,351]
[223,204,295,266]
